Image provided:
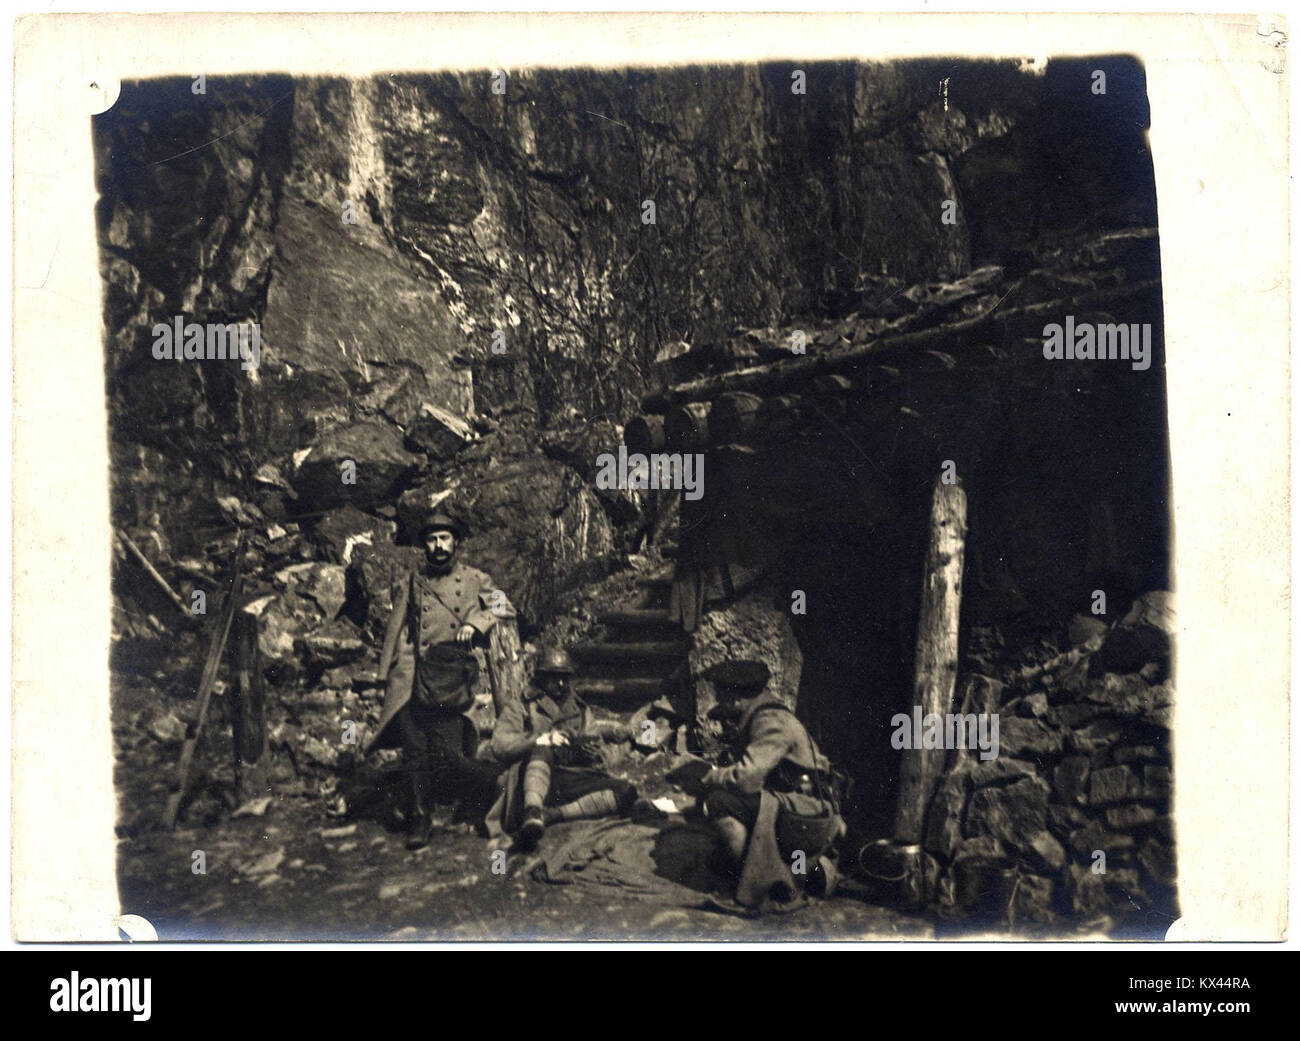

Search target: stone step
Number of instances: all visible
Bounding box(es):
[634,566,675,588]
[571,677,670,703]
[569,640,688,666]
[597,608,677,630]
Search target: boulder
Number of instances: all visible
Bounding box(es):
[1024,830,1067,872]
[1089,765,1143,806]
[1064,864,1110,918]
[1009,873,1056,924]
[1092,591,1174,674]
[1046,804,1089,835]
[1085,672,1159,715]
[311,506,397,565]
[998,717,1064,758]
[968,758,1036,786]
[449,455,618,626]
[296,618,368,669]
[241,594,310,680]
[1142,764,1172,801]
[965,775,1050,848]
[405,402,475,460]
[1137,838,1176,886]
[274,562,348,622]
[1053,756,1091,806]
[1069,822,1135,856]
[1105,804,1158,830]
[292,420,421,511]
[924,764,971,858]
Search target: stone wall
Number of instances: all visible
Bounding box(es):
[922,593,1176,933]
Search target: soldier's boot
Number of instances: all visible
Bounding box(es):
[710,817,749,876]
[515,757,552,850]
[806,853,840,898]
[517,807,546,851]
[405,767,435,851]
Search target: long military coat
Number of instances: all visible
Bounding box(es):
[365,561,502,754]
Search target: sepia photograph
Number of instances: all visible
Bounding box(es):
[9,11,1291,953]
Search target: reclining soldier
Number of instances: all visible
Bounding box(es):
[364,510,508,850]
[672,660,846,898]
[488,647,638,850]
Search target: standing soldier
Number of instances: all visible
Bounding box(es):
[487,647,638,850]
[364,510,508,850]
[672,660,846,902]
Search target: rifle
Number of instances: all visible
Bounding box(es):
[162,531,248,830]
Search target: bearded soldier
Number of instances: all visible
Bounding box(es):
[364,510,509,850]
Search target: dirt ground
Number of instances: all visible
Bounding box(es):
[117,789,933,942]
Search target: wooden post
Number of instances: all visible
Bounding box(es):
[485,617,526,714]
[230,600,272,805]
[893,475,968,846]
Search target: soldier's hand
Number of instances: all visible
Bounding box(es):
[667,756,712,796]
[455,624,476,645]
[571,734,603,764]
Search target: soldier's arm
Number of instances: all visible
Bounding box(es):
[489,696,537,763]
[701,711,792,795]
[593,720,634,742]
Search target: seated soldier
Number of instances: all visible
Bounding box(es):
[673,659,846,899]
[488,647,638,850]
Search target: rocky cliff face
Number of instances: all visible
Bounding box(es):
[103,59,1124,583]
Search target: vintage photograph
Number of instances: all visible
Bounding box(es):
[95,53,1176,940]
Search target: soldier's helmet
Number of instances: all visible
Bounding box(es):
[534,647,577,676]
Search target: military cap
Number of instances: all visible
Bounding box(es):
[418,510,467,540]
[534,646,577,676]
[704,659,771,692]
